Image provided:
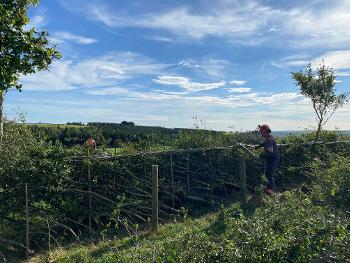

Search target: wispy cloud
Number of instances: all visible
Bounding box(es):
[51,31,98,45]
[229,80,247,85]
[28,15,48,28]
[270,54,311,68]
[20,52,169,91]
[27,7,49,29]
[227,88,252,93]
[153,75,225,92]
[146,35,173,42]
[316,50,350,70]
[178,57,231,79]
[335,71,350,77]
[61,0,279,42]
[281,0,350,48]
[61,0,350,49]
[192,92,306,108]
[85,86,182,101]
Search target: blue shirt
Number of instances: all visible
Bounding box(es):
[259,136,279,159]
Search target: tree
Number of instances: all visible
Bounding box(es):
[0,0,61,144]
[291,62,348,142]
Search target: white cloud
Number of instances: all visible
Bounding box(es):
[335,71,350,76]
[63,0,350,49]
[153,75,225,92]
[9,90,350,130]
[87,85,306,109]
[271,54,311,68]
[64,1,279,42]
[193,92,306,108]
[227,88,252,93]
[229,80,247,85]
[52,31,98,45]
[85,87,182,101]
[20,52,169,91]
[28,15,48,28]
[281,0,350,48]
[178,57,231,78]
[26,7,49,29]
[146,36,173,42]
[316,50,350,70]
[84,87,129,96]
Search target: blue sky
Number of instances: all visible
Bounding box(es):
[5,0,350,131]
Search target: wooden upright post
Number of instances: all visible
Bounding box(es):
[87,164,92,234]
[238,157,247,207]
[170,154,175,208]
[186,151,190,191]
[151,165,159,231]
[87,148,92,235]
[25,183,29,258]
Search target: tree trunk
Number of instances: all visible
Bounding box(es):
[0,90,4,146]
[314,121,322,142]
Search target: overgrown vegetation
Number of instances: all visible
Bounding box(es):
[1,116,349,262]
[28,156,350,262]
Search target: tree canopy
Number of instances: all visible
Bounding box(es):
[291,62,348,141]
[0,0,61,142]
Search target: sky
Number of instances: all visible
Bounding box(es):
[5,0,350,131]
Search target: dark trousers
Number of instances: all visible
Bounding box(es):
[265,158,279,190]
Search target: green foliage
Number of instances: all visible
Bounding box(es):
[173,130,221,149]
[312,156,350,211]
[291,62,348,141]
[29,190,350,263]
[29,121,238,150]
[0,117,83,259]
[0,0,61,92]
[0,0,61,144]
[2,118,350,262]
[30,124,106,146]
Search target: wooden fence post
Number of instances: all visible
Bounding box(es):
[151,165,159,231]
[170,154,175,208]
[280,146,285,188]
[87,161,92,235]
[25,183,29,258]
[238,157,247,207]
[186,151,190,191]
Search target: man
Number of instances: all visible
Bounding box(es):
[255,124,279,194]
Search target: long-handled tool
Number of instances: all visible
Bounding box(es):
[236,142,256,157]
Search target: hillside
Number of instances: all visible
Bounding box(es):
[2,122,349,263]
[26,153,350,263]
[28,186,350,263]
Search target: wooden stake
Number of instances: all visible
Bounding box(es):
[186,151,190,191]
[238,157,247,207]
[25,183,29,258]
[87,161,92,234]
[170,154,174,208]
[151,165,158,231]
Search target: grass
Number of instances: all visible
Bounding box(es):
[26,189,350,263]
[27,213,216,263]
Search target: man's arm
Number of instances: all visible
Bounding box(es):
[259,141,275,159]
[255,142,265,149]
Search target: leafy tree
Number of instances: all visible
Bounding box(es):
[291,62,348,142]
[0,0,61,144]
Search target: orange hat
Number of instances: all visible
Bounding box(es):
[258,124,271,133]
[86,138,96,146]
